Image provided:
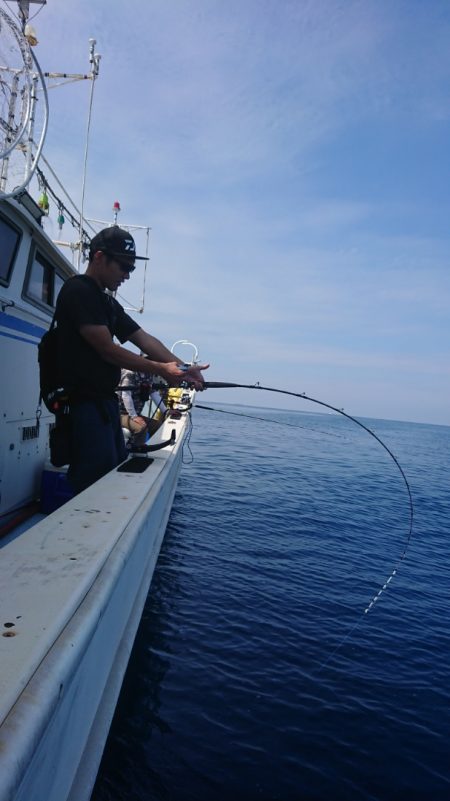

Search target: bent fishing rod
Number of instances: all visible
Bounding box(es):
[202,380,414,615]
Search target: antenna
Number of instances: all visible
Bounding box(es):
[113,200,121,224]
[77,38,101,269]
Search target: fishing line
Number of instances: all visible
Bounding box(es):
[203,381,414,616]
[181,411,194,464]
[195,403,344,438]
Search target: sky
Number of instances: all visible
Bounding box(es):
[4,0,450,425]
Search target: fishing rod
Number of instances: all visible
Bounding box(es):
[203,381,414,615]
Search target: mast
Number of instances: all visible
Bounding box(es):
[0,2,49,198]
[77,38,101,269]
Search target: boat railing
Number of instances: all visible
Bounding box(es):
[171,339,199,365]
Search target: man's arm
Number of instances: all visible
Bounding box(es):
[129,329,184,363]
[79,324,209,388]
[130,329,209,387]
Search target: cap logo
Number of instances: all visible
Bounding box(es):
[123,238,135,253]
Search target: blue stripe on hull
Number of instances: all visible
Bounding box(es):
[0,329,39,346]
[0,310,47,339]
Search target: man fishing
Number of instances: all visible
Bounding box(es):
[55,225,208,493]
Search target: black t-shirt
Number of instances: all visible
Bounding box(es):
[55,274,140,398]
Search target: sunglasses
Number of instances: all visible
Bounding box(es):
[103,251,136,273]
[117,260,135,274]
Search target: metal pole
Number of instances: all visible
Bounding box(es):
[77,39,100,269]
[24,73,38,181]
[0,74,19,190]
[17,0,46,27]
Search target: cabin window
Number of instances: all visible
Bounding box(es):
[27,252,53,305]
[0,215,21,286]
[24,249,66,309]
[54,272,65,303]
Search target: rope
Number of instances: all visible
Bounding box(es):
[35,164,92,241]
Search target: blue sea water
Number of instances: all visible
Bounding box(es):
[92,404,450,801]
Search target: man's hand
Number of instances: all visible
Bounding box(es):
[183,364,209,390]
[157,361,209,390]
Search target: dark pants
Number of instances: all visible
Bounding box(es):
[68,398,127,494]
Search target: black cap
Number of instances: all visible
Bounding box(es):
[89,226,148,261]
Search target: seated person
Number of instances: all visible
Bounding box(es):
[118,367,167,447]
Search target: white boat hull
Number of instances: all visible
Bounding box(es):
[0,413,190,801]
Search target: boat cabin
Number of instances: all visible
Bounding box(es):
[0,193,75,517]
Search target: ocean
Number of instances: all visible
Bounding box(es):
[91,403,450,801]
